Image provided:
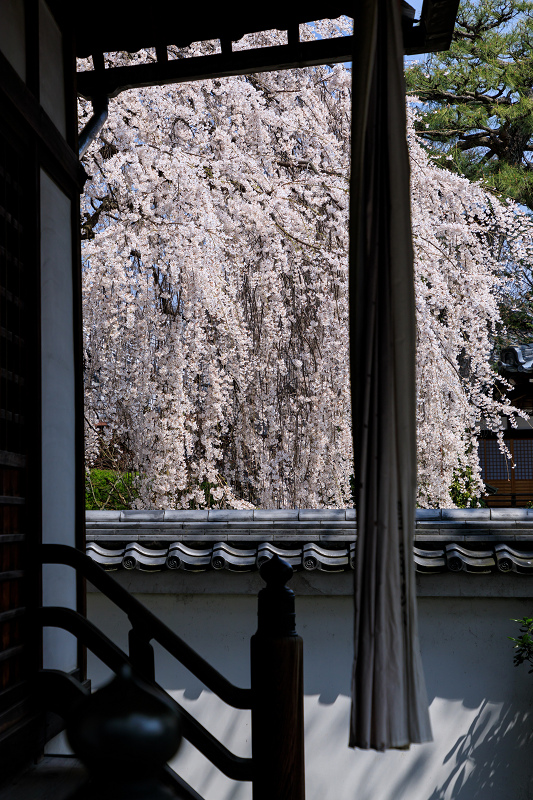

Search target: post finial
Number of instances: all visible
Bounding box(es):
[257,555,297,637]
[259,553,293,587]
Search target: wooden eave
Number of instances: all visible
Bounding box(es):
[404,0,460,55]
[53,0,459,100]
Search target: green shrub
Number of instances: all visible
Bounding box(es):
[510,617,533,673]
[449,466,486,508]
[85,469,138,510]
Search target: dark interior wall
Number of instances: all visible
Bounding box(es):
[0,0,84,779]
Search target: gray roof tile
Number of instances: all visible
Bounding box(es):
[85,509,533,577]
[298,509,346,521]
[163,510,204,521]
[490,509,532,520]
[254,509,298,520]
[208,509,254,521]
[120,510,165,522]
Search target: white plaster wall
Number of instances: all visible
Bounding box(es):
[86,591,533,800]
[40,170,77,672]
[0,0,25,80]
[513,415,533,431]
[39,0,66,136]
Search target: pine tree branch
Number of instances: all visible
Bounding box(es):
[458,133,496,150]
[414,88,513,106]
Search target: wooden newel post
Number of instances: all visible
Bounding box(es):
[128,624,156,682]
[251,555,305,800]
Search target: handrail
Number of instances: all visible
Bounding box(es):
[37,670,214,800]
[162,764,206,800]
[38,606,252,782]
[37,668,90,716]
[39,544,251,709]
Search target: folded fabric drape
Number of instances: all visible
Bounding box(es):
[349,0,432,751]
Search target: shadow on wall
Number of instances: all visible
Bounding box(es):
[420,596,533,800]
[426,702,533,800]
[301,595,533,800]
[85,592,533,800]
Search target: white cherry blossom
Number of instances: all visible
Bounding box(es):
[80,36,531,509]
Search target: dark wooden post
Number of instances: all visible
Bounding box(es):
[128,625,156,682]
[251,555,305,800]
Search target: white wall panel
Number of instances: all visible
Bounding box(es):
[40,169,77,672]
[0,0,25,80]
[39,0,66,136]
[84,591,533,800]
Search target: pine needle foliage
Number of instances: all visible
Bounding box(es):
[405,0,533,211]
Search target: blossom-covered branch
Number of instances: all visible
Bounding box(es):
[80,28,531,508]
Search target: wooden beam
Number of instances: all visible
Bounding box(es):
[77,36,354,100]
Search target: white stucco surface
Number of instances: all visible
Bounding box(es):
[0,0,25,80]
[85,590,533,800]
[40,170,77,672]
[39,0,66,136]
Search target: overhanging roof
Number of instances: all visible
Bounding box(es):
[74,4,351,57]
[69,1,458,58]
[56,0,459,100]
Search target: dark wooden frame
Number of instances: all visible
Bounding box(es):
[479,430,533,507]
[0,70,42,777]
[76,1,459,102]
[0,2,87,775]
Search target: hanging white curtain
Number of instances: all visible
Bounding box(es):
[349,0,432,750]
